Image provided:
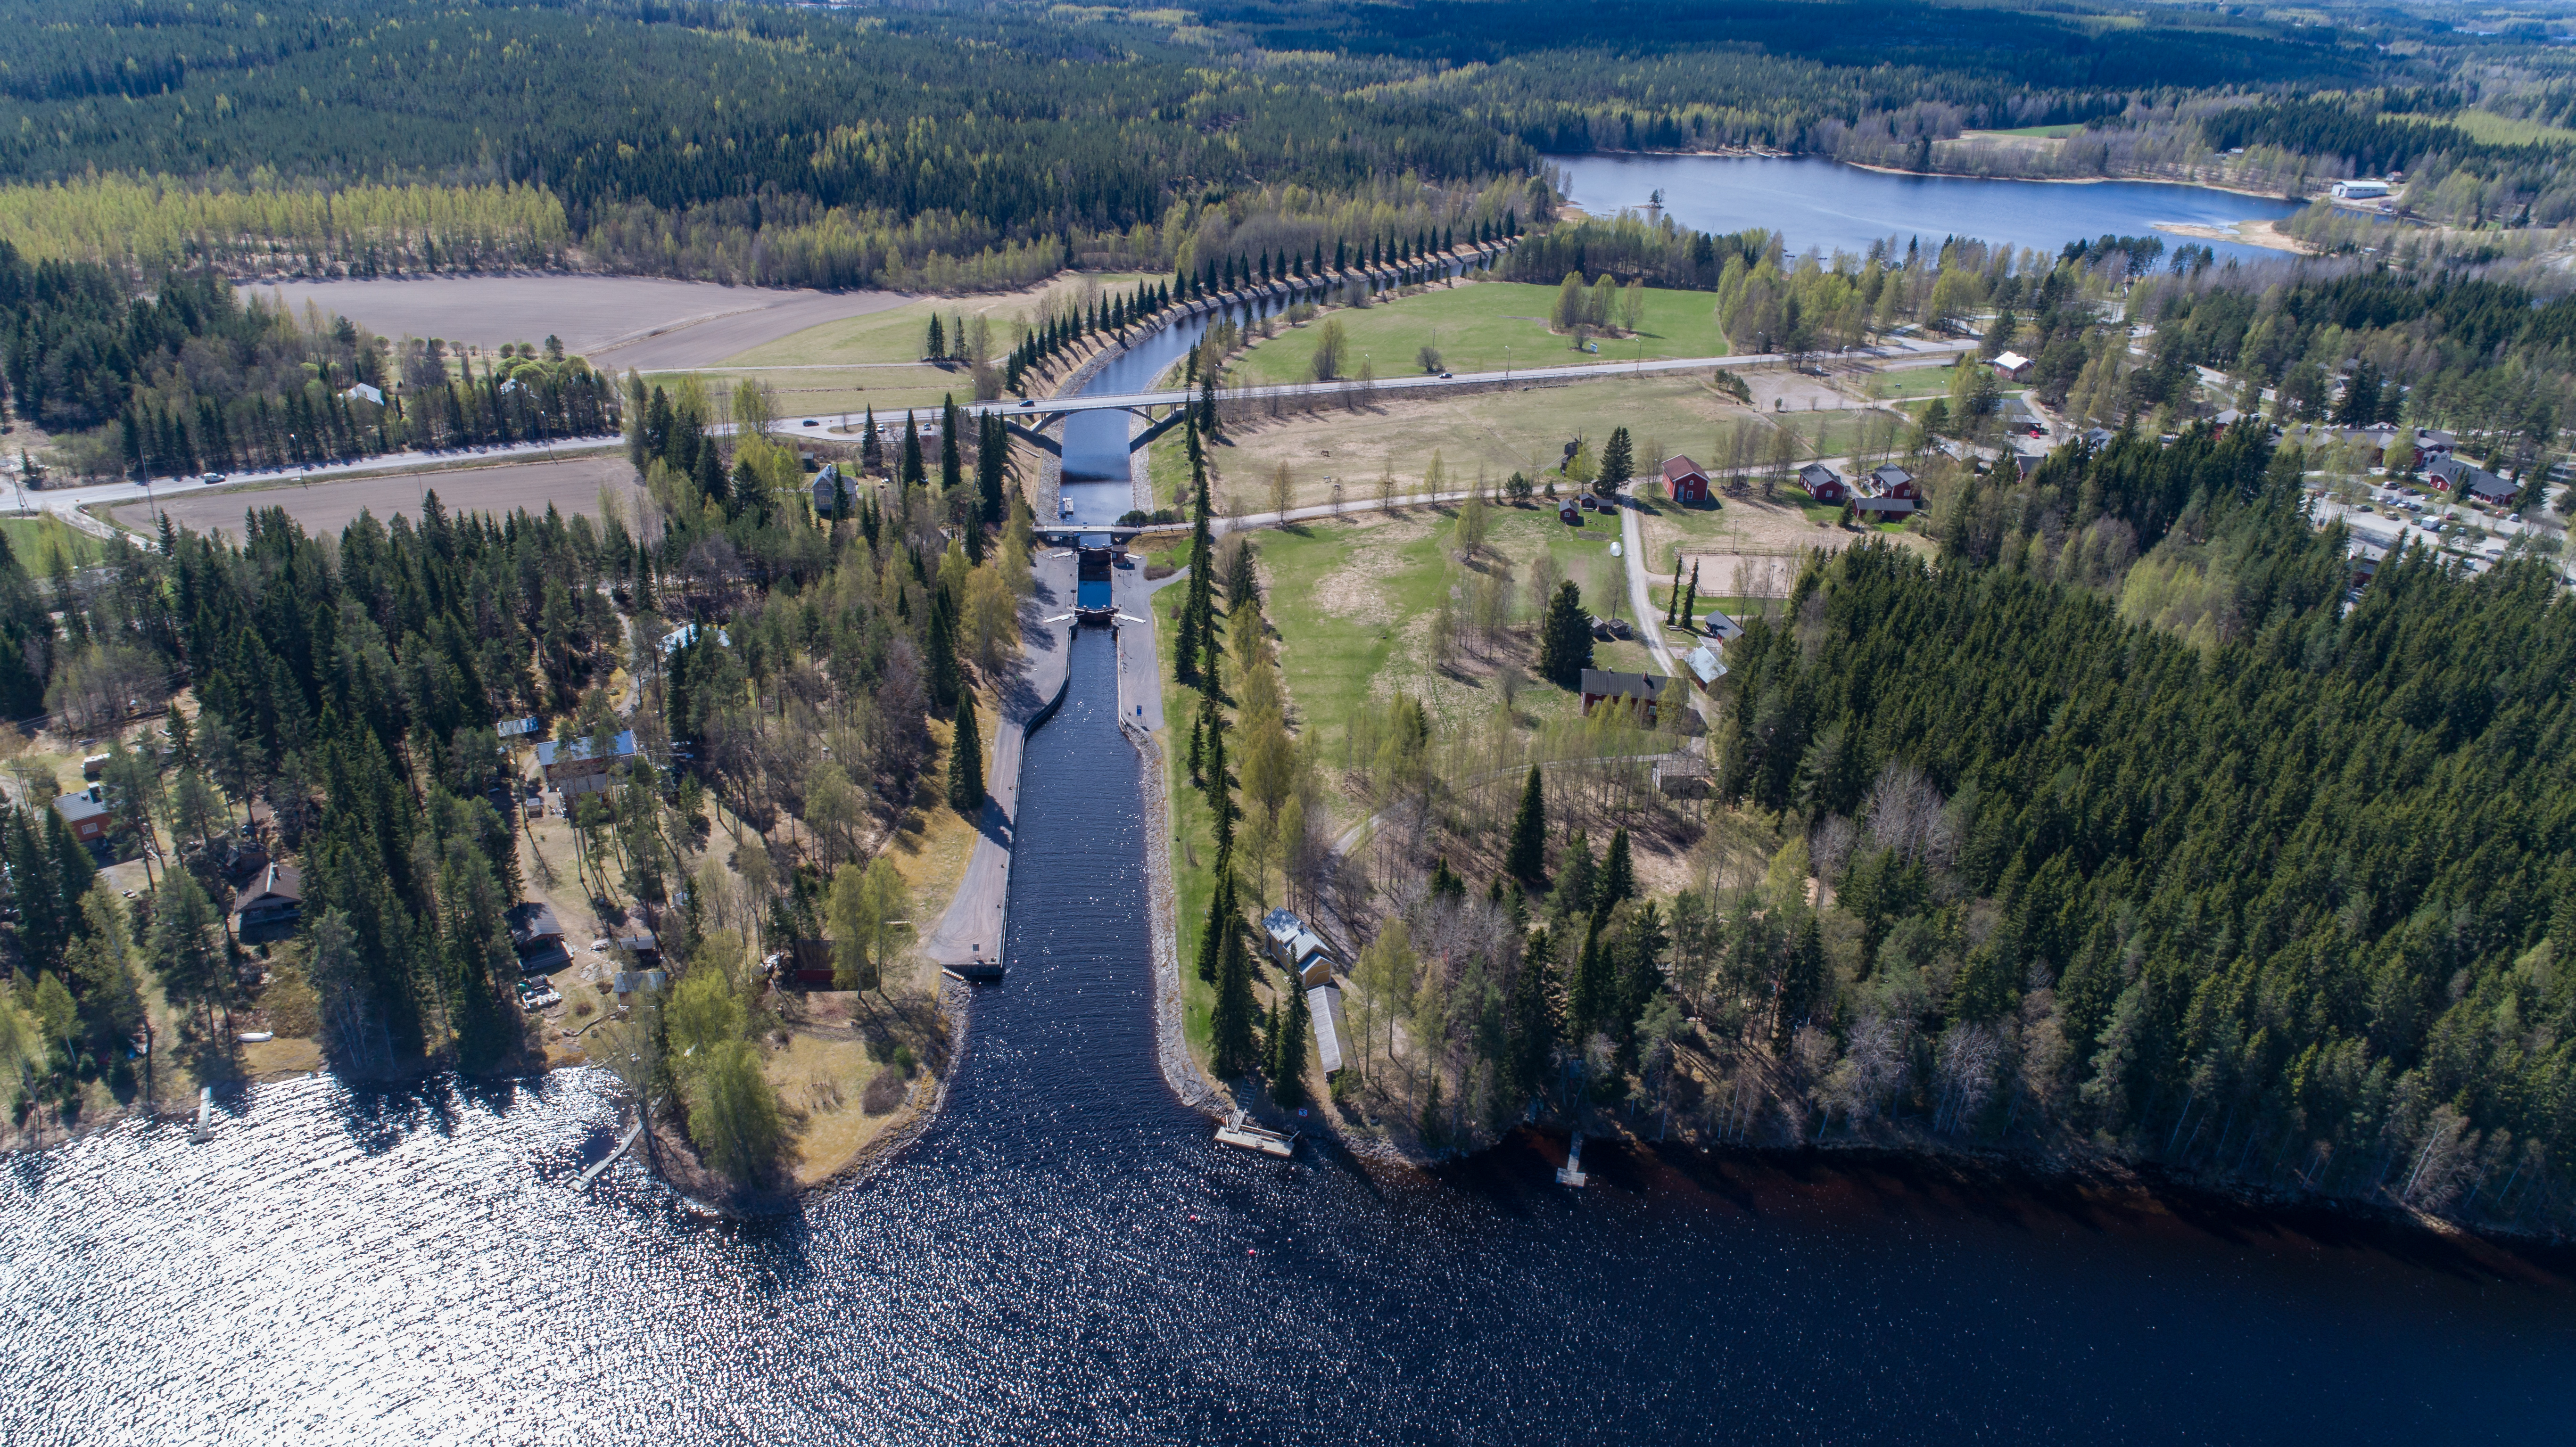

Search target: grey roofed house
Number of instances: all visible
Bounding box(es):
[2425,454,2517,504]
[1682,643,1726,689]
[2082,427,2115,449]
[1261,907,1336,987]
[1796,461,1843,496]
[506,901,565,953]
[51,787,110,845]
[1697,608,1745,643]
[234,862,304,933]
[811,463,858,517]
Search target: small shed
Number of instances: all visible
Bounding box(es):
[1697,608,1745,643]
[1306,984,1351,1076]
[1557,500,1583,525]
[1660,454,1714,505]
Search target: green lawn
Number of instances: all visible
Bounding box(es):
[1224,279,1726,386]
[718,271,1162,368]
[0,514,103,567]
[1208,373,1761,516]
[1962,123,2085,140]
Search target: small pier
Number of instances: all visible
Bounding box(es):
[190,1085,213,1144]
[1555,1132,1589,1187]
[1215,1109,1296,1159]
[577,1118,645,1191]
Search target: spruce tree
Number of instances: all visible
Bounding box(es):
[1536,580,1593,688]
[940,394,963,493]
[861,405,883,472]
[1599,425,1633,495]
[947,690,984,816]
[1681,563,1699,633]
[1505,765,1548,883]
[1210,915,1259,1076]
[1271,982,1311,1106]
[900,411,925,488]
[1508,929,1559,1101]
[1601,827,1635,907]
[1197,865,1235,983]
[925,586,962,712]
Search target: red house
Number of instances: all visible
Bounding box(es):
[1660,454,1714,504]
[1797,462,1846,503]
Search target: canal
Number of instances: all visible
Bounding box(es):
[4,631,2572,1444]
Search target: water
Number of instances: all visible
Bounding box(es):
[1553,153,2310,264]
[5,632,2572,1442]
[1057,258,1478,523]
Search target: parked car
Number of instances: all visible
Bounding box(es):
[1439,371,1453,379]
[200,471,226,485]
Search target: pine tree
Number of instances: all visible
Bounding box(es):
[947,689,984,816]
[1271,981,1310,1106]
[1536,580,1593,688]
[1210,913,1259,1076]
[1505,766,1548,882]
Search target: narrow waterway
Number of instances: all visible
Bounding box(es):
[4,632,2572,1443]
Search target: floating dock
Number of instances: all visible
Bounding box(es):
[1555,1132,1589,1187]
[190,1085,213,1144]
[1215,1109,1296,1159]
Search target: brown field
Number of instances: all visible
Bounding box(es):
[110,453,639,539]
[242,275,912,370]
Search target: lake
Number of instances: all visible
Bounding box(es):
[1552,153,2309,263]
[5,633,2573,1445]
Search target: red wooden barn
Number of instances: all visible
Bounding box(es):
[1660,454,1714,504]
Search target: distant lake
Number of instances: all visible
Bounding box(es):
[1552,154,2309,263]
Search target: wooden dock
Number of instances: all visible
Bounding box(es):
[1555,1132,1589,1187]
[1214,1109,1296,1159]
[189,1085,213,1144]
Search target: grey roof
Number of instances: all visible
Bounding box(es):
[1579,668,1669,701]
[237,862,303,908]
[52,790,107,824]
[1797,462,1840,488]
[534,730,636,770]
[1683,644,1726,685]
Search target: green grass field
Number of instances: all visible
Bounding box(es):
[717,271,1163,368]
[1207,373,1762,515]
[642,364,975,424]
[0,514,104,568]
[1223,279,1726,386]
[1961,123,2085,140]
